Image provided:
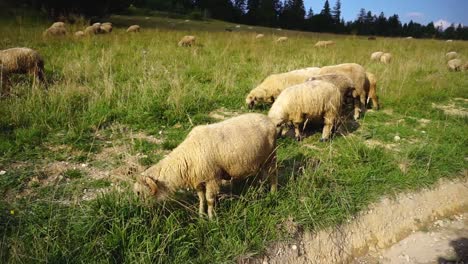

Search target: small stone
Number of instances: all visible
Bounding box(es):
[159,130,163,135]
[421,131,426,134]
[394,135,401,141]
[291,244,297,250]
[0,170,6,175]
[81,163,88,167]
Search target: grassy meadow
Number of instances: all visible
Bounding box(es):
[0,12,467,263]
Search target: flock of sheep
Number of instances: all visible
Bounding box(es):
[0,21,465,219]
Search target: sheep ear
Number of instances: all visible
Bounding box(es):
[145,177,158,195]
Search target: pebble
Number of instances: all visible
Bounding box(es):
[394,135,401,141]
[0,170,6,175]
[291,244,297,250]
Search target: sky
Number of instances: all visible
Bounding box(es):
[303,0,468,29]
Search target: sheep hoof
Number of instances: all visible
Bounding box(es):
[319,138,328,142]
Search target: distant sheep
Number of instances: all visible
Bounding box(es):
[268,80,344,141]
[0,47,45,94]
[133,113,277,219]
[74,31,85,38]
[370,51,384,61]
[314,40,335,47]
[364,72,379,110]
[446,39,453,43]
[246,67,321,108]
[256,34,265,39]
[178,35,196,47]
[276,37,288,43]
[368,36,376,40]
[317,63,367,120]
[380,53,392,64]
[43,26,67,37]
[447,59,463,71]
[405,36,413,39]
[51,22,65,28]
[84,25,98,35]
[446,51,458,60]
[100,23,112,34]
[127,25,141,33]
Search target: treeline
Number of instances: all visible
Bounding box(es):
[5,0,468,40]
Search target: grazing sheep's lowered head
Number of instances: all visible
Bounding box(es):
[178,35,196,47]
[127,25,141,33]
[133,174,170,202]
[276,37,288,42]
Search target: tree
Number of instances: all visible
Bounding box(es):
[321,0,331,18]
[331,0,341,22]
[245,0,259,24]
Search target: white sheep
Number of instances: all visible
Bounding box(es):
[43,26,67,37]
[133,113,278,219]
[380,53,392,64]
[370,51,384,61]
[178,35,196,47]
[317,63,367,120]
[246,67,321,108]
[0,47,45,94]
[127,25,141,33]
[305,74,355,99]
[446,51,458,60]
[276,37,288,43]
[314,40,335,47]
[51,22,65,28]
[74,31,85,38]
[100,23,113,34]
[256,34,265,39]
[447,59,463,71]
[268,80,344,141]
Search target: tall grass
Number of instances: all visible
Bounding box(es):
[1,16,467,263]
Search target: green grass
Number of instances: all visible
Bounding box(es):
[0,12,467,263]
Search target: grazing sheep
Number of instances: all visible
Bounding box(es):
[100,23,112,33]
[370,51,384,61]
[84,25,98,35]
[447,59,463,71]
[246,67,321,108]
[305,74,355,99]
[317,63,367,120]
[446,39,453,43]
[268,80,344,141]
[406,36,413,39]
[178,35,196,47]
[51,22,65,28]
[368,36,377,40]
[43,26,67,37]
[133,113,278,219]
[74,31,85,38]
[314,40,335,47]
[364,72,379,110]
[446,51,458,60]
[127,25,141,33]
[0,47,45,94]
[380,53,392,64]
[276,37,288,43]
[256,34,265,39]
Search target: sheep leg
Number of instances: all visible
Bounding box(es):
[293,122,302,141]
[369,91,379,110]
[268,155,278,193]
[205,181,220,220]
[196,186,206,217]
[360,94,367,115]
[321,113,335,142]
[353,97,361,120]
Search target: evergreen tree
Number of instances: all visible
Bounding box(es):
[331,0,341,22]
[245,0,260,24]
[321,0,331,18]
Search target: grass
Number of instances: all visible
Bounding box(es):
[1,11,467,263]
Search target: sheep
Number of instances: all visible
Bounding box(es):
[84,25,98,35]
[405,36,413,39]
[246,67,321,108]
[51,22,65,28]
[380,53,392,64]
[100,23,112,34]
[317,63,367,120]
[268,80,344,142]
[43,26,67,37]
[127,25,141,33]
[446,39,453,43]
[178,35,196,47]
[133,113,277,219]
[256,34,265,39]
[305,74,355,99]
[314,40,335,47]
[368,36,377,40]
[447,59,463,71]
[364,72,379,110]
[276,37,288,43]
[370,51,384,61]
[446,51,458,60]
[74,31,85,38]
[0,47,45,94]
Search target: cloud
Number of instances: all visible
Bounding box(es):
[406,12,424,20]
[434,19,451,30]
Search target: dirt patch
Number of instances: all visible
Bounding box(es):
[356,213,468,263]
[256,174,468,264]
[432,100,468,118]
[209,107,241,120]
[364,139,400,152]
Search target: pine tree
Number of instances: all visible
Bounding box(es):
[246,0,260,24]
[321,0,331,18]
[306,7,313,19]
[331,0,341,22]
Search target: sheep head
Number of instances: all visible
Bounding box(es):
[246,89,267,109]
[133,176,168,201]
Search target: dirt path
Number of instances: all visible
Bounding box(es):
[256,173,468,264]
